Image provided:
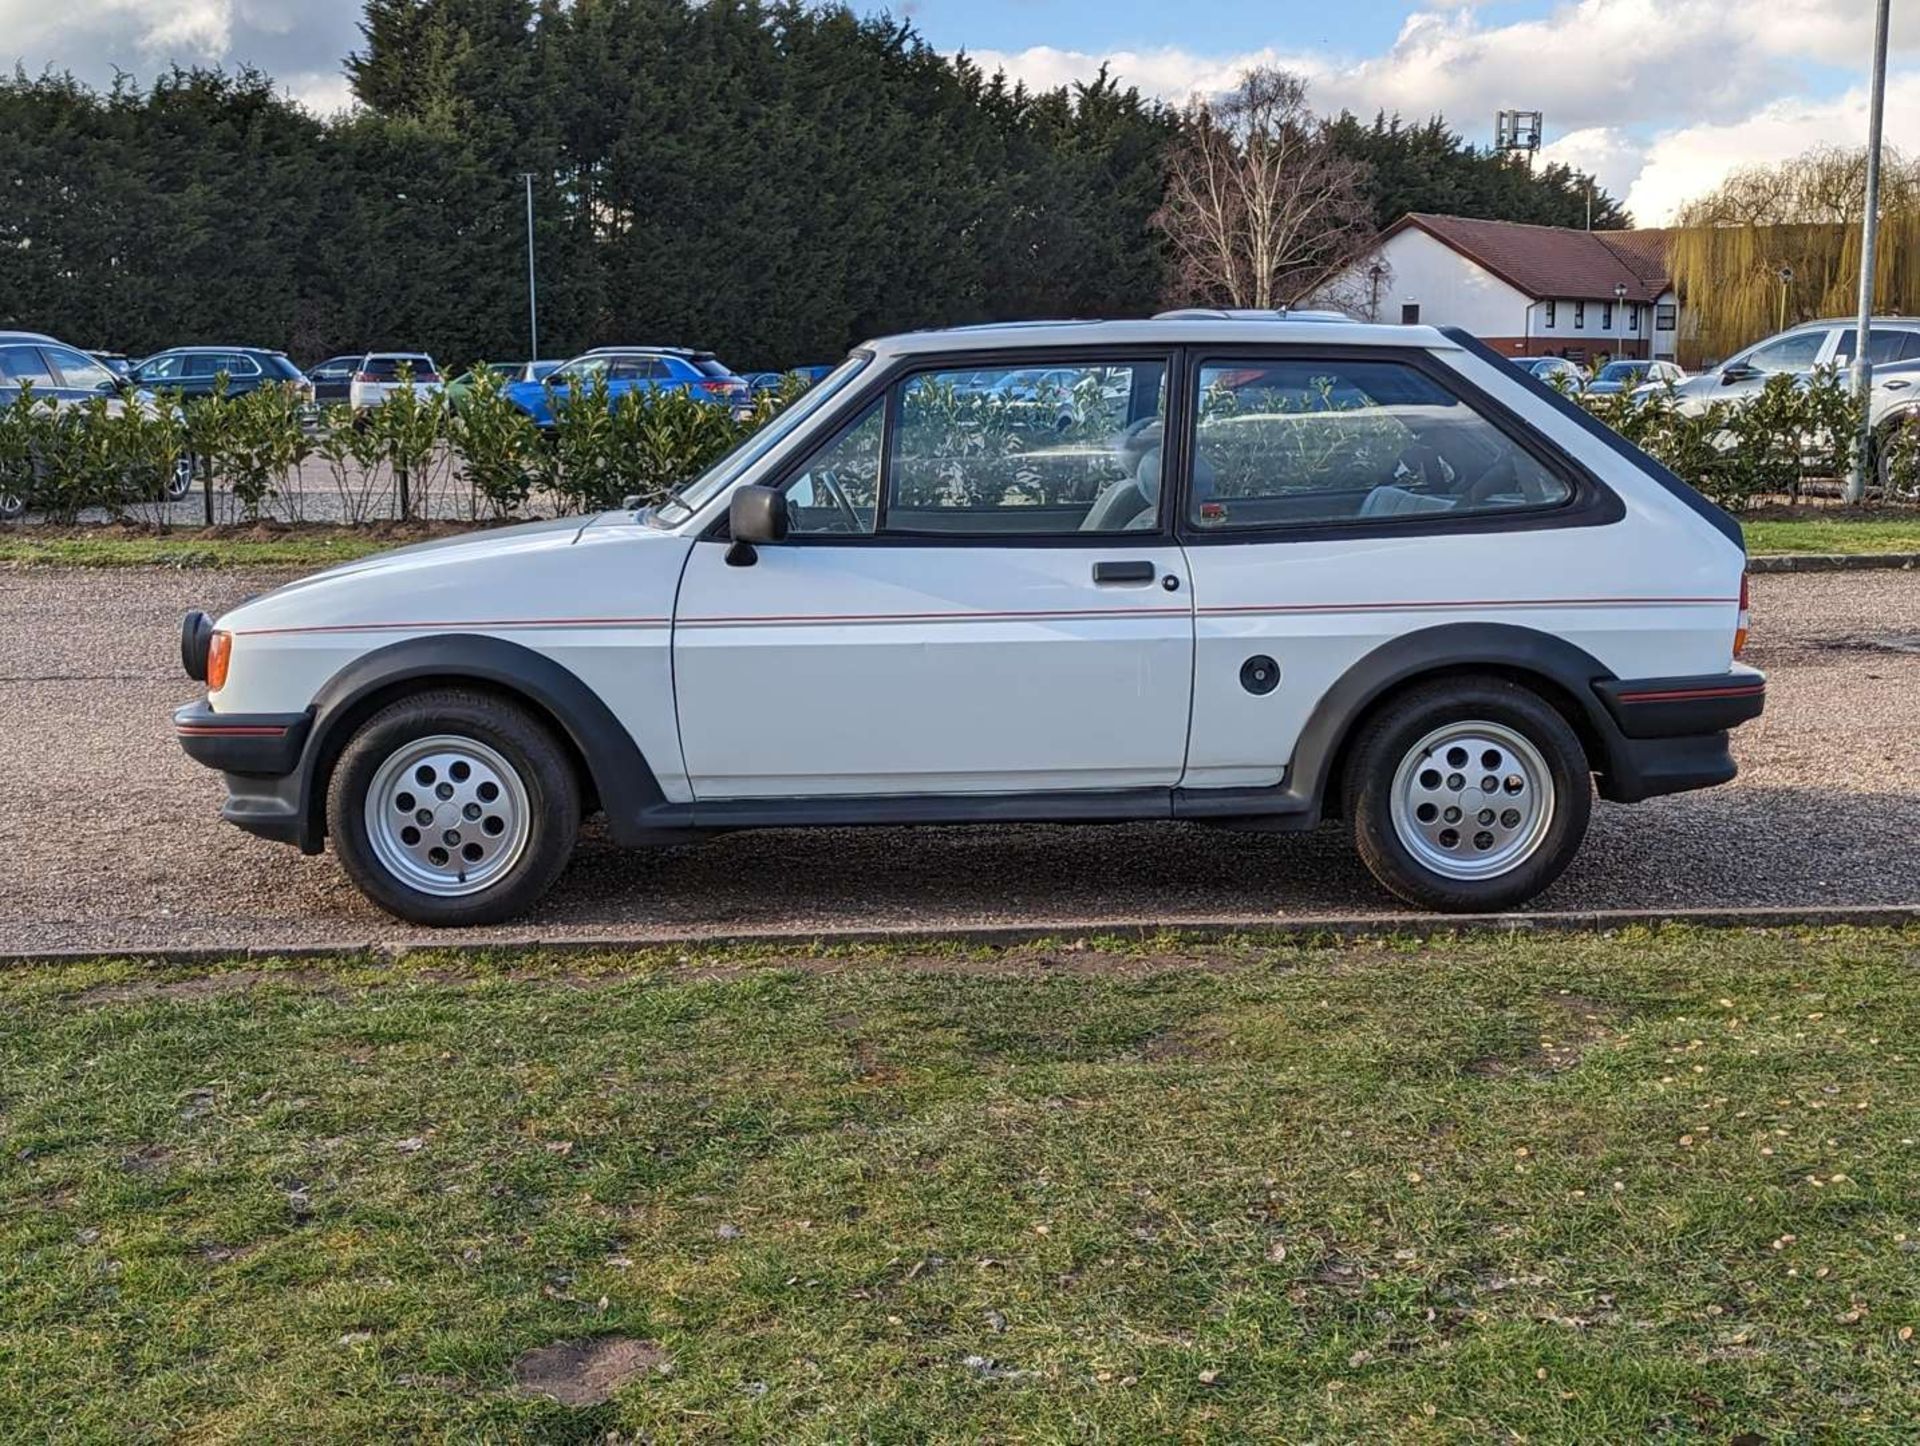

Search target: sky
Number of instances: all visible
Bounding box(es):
[2,0,1913,225]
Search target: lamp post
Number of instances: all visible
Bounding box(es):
[1847,0,1892,504]
[1777,265,1795,333]
[520,173,540,362]
[1368,262,1386,322]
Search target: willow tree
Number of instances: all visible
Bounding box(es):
[1669,146,1920,365]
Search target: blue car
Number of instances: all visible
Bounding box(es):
[505,347,750,426]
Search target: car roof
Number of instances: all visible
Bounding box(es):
[145,345,292,358]
[857,315,1461,359]
[0,331,58,344]
[579,346,715,359]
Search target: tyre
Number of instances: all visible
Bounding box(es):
[327,688,580,926]
[167,454,197,501]
[1877,419,1919,501]
[1345,676,1590,913]
[0,490,22,522]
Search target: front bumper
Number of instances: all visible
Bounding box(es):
[174,700,322,852]
[1590,666,1765,803]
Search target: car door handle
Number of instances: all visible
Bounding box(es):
[1092,560,1156,585]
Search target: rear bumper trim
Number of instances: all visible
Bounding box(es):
[1594,666,1766,740]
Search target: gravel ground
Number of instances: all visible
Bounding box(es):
[0,567,1915,954]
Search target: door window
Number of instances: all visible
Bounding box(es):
[1743,330,1826,373]
[782,401,883,535]
[185,353,226,379]
[43,346,117,393]
[1833,327,1920,365]
[1187,357,1573,530]
[882,359,1168,535]
[0,345,58,390]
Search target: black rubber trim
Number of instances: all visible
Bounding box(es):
[682,788,1172,831]
[1600,731,1738,801]
[1593,666,1766,739]
[180,610,213,682]
[1438,325,1746,551]
[174,700,311,776]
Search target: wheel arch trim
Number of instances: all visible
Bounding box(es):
[299,635,671,848]
[1296,622,1620,816]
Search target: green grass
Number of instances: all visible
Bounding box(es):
[0,533,390,568]
[1745,518,1920,555]
[3,927,1918,1441]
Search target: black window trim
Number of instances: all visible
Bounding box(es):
[706,343,1184,549]
[1171,342,1624,547]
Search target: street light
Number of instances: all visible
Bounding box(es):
[520,173,540,362]
[1777,264,1795,333]
[1847,0,1892,504]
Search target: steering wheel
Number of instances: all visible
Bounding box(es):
[811,468,864,533]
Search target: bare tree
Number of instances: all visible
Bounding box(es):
[1151,69,1374,310]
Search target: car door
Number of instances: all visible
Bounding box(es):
[41,344,121,410]
[1178,351,1610,792]
[0,343,61,406]
[672,353,1195,801]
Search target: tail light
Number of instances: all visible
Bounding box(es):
[417,372,441,383]
[698,379,738,396]
[355,372,376,384]
[1733,571,1750,658]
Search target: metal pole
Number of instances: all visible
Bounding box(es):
[521,173,540,362]
[1847,0,1892,504]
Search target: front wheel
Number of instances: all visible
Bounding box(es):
[1345,677,1590,912]
[327,688,580,926]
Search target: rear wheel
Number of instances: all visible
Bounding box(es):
[327,688,580,926]
[1346,677,1590,912]
[1877,418,1920,500]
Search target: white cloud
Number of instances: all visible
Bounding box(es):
[970,2,1913,225]
[1628,72,1920,223]
[0,0,359,108]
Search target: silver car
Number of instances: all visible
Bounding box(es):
[0,330,193,518]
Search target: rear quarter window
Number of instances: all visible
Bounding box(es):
[1188,357,1575,531]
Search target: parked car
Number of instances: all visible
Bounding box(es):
[1585,359,1686,396]
[1660,318,1920,487]
[504,347,750,426]
[90,351,137,379]
[1511,356,1589,390]
[173,312,1762,926]
[349,353,444,413]
[307,355,364,409]
[447,360,564,407]
[741,364,834,397]
[131,347,313,408]
[0,331,197,514]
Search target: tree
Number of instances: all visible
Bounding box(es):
[1668,145,1920,363]
[1150,69,1373,309]
[1323,111,1627,232]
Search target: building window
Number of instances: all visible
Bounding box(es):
[1400,303,1420,325]
[1627,303,1640,330]
[1656,304,1677,331]
[1602,302,1614,329]
[1544,300,1557,328]
[1574,302,1586,329]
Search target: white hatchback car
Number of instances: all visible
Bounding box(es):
[176,314,1764,925]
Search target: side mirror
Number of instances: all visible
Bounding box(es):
[1720,363,1755,384]
[726,484,788,565]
